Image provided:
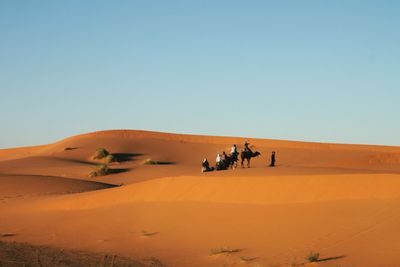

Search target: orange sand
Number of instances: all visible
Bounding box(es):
[0,130,399,267]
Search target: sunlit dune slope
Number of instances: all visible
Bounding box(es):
[0,130,399,186]
[15,173,400,212]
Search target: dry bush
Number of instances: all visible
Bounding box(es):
[143,158,172,165]
[0,240,145,266]
[88,165,110,178]
[91,148,116,164]
[92,148,110,160]
[143,158,158,165]
[306,252,320,262]
[104,154,115,164]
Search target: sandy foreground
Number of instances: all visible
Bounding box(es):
[1,130,400,267]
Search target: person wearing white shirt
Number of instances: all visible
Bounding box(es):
[216,153,222,164]
[230,144,238,155]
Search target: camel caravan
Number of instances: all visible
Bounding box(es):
[202,140,274,172]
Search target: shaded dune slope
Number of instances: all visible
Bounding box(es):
[0,174,114,201]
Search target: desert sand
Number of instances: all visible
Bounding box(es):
[1,130,400,267]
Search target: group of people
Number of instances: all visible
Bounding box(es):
[201,140,276,172]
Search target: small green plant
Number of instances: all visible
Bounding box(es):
[143,158,158,165]
[306,252,320,262]
[93,148,110,160]
[91,148,116,163]
[88,165,110,178]
[210,247,240,255]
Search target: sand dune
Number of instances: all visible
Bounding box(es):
[0,145,47,161]
[0,174,114,203]
[0,130,400,267]
[12,173,399,212]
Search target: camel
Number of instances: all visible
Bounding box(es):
[215,153,239,170]
[240,150,261,168]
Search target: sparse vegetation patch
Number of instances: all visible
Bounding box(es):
[142,257,166,267]
[143,158,159,165]
[91,148,117,164]
[143,158,172,165]
[306,252,320,262]
[93,148,110,160]
[104,154,115,164]
[0,241,145,267]
[88,165,110,178]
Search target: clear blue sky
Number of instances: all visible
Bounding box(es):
[1,1,399,148]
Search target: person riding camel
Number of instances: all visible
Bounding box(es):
[230,144,238,156]
[222,152,228,165]
[202,158,214,172]
[244,140,253,155]
[216,153,222,167]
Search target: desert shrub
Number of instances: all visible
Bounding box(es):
[91,148,116,164]
[143,158,157,165]
[92,148,110,160]
[88,165,109,178]
[0,241,146,267]
[306,252,320,262]
[143,158,172,165]
[104,154,115,164]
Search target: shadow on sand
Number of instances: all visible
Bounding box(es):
[67,159,99,166]
[62,147,79,151]
[315,255,347,262]
[112,153,144,162]
[108,168,131,174]
[153,161,175,165]
[294,255,347,266]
